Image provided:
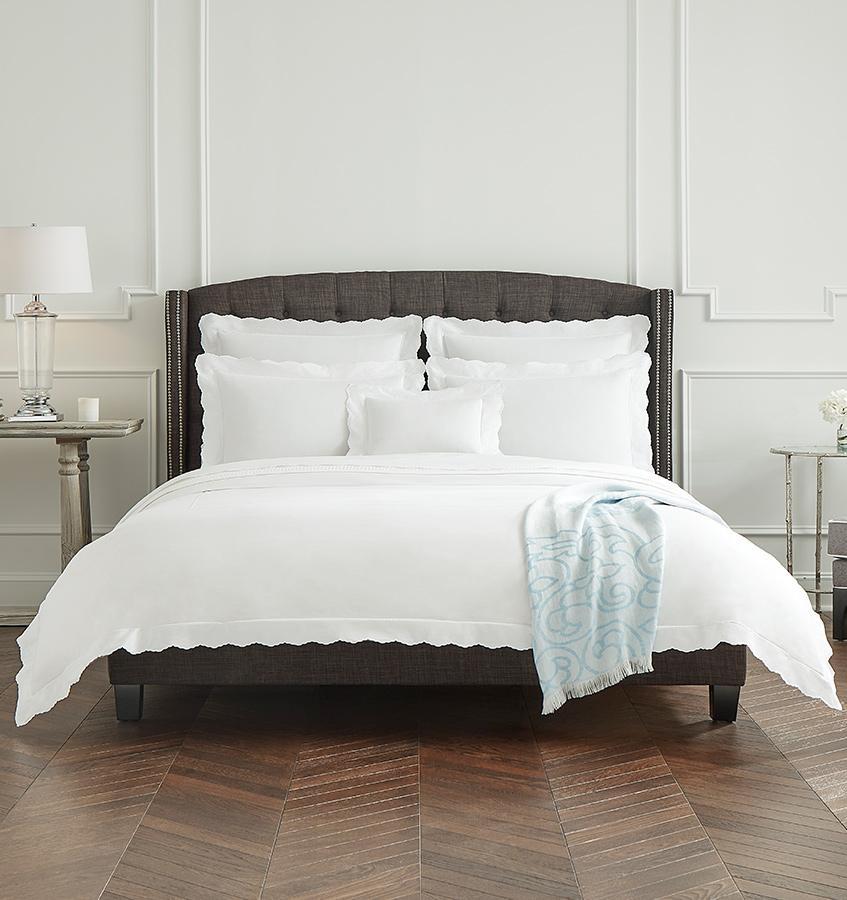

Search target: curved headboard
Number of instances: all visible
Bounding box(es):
[164,272,673,480]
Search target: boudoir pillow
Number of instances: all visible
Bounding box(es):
[346,383,503,455]
[423,315,648,363]
[200,314,423,362]
[196,355,425,465]
[427,354,652,469]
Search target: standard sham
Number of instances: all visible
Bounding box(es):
[427,353,652,469]
[196,355,425,464]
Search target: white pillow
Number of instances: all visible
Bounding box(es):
[427,354,652,470]
[200,313,423,362]
[423,315,649,363]
[346,383,503,455]
[197,355,424,466]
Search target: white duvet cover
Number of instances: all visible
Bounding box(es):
[16,454,840,725]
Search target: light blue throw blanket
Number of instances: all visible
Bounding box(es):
[525,486,693,714]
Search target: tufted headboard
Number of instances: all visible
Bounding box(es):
[164,271,674,480]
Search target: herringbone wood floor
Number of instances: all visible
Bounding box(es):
[0,620,845,899]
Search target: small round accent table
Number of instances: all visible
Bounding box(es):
[770,444,847,612]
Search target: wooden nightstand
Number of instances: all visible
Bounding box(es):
[0,419,143,569]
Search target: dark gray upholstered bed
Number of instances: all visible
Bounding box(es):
[108,271,746,722]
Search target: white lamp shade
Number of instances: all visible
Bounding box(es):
[0,225,92,294]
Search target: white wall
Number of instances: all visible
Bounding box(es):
[1,0,845,608]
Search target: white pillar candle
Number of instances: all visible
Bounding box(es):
[78,397,99,422]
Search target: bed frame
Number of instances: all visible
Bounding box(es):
[108,271,746,722]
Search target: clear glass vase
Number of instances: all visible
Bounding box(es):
[838,423,847,450]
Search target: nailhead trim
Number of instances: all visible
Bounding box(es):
[175,292,185,476]
[655,289,662,475]
[165,291,173,479]
[165,290,185,480]
[665,289,674,480]
[649,288,673,481]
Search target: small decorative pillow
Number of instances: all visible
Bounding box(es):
[423,315,649,363]
[346,382,503,455]
[200,313,423,363]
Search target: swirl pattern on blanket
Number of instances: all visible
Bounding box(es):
[525,495,664,713]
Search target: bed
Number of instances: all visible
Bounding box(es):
[14,271,838,727]
[128,271,740,721]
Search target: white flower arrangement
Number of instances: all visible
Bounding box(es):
[819,389,847,426]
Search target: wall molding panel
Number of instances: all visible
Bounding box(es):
[625,0,639,285]
[680,369,847,536]
[117,0,161,318]
[678,0,842,322]
[199,0,641,288]
[199,0,212,286]
[3,0,160,322]
[0,573,60,611]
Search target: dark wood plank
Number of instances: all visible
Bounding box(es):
[0,622,845,898]
[420,687,578,899]
[627,682,847,900]
[0,684,207,899]
[740,618,847,827]
[102,687,309,900]
[264,686,420,899]
[0,658,110,822]
[529,685,738,900]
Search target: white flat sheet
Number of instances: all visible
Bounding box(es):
[16,454,840,725]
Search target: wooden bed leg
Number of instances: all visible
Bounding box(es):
[833,587,847,641]
[709,684,740,723]
[114,684,144,721]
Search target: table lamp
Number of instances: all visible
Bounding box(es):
[0,225,92,421]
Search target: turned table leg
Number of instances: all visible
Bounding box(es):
[57,439,93,570]
[78,441,92,545]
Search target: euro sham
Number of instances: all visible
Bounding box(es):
[423,314,649,363]
[200,313,423,362]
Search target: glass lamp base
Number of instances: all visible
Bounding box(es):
[10,398,63,422]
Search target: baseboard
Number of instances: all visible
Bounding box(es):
[0,606,37,626]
